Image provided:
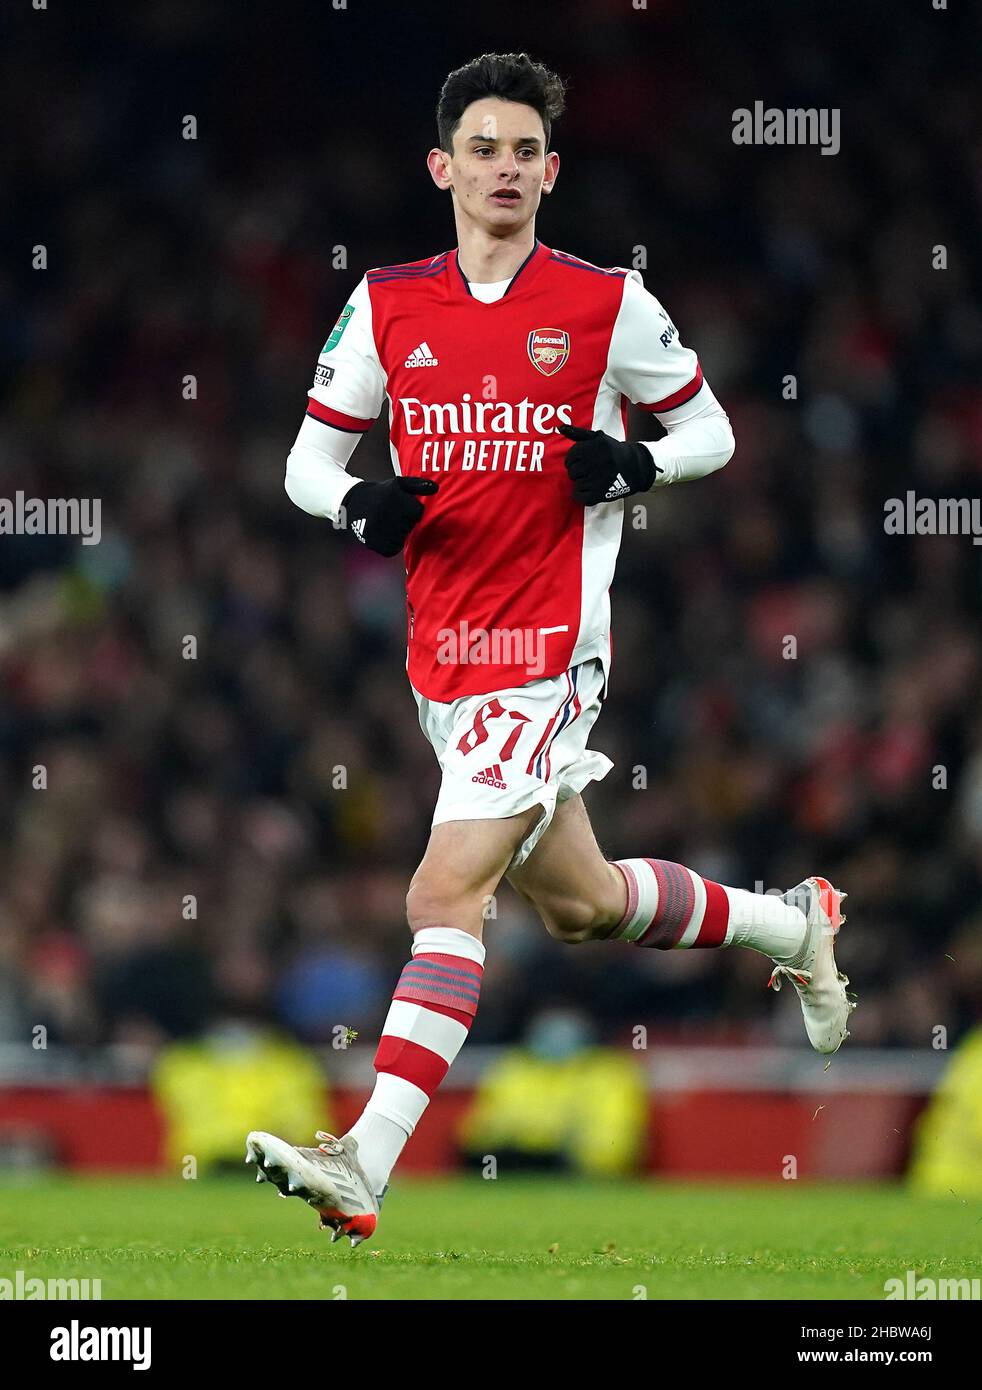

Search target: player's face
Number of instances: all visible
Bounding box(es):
[429,98,559,236]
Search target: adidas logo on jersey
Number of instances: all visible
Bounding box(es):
[604,473,631,499]
[351,517,366,543]
[472,763,507,790]
[405,342,439,368]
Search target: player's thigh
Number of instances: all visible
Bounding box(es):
[506,794,625,938]
[408,807,543,925]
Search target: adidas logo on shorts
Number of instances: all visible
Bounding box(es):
[472,763,507,790]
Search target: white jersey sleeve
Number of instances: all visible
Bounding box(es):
[285,276,387,523]
[605,272,734,486]
[305,276,386,427]
[605,272,705,420]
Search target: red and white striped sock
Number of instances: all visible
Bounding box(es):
[611,858,806,957]
[345,926,484,1196]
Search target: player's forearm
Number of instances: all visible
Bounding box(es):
[284,416,361,522]
[642,396,735,486]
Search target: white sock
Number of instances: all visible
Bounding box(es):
[723,887,807,960]
[346,1103,409,1197]
[612,858,807,959]
[345,926,486,1197]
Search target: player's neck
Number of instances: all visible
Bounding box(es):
[454,220,537,285]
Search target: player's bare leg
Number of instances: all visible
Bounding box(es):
[403,811,542,941]
[507,794,855,1055]
[506,793,625,943]
[249,809,540,1244]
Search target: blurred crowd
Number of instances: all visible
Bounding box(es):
[1,1,981,1062]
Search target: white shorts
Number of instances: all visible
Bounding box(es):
[412,659,613,869]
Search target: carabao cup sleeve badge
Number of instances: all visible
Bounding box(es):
[323,304,355,353]
[527,328,570,376]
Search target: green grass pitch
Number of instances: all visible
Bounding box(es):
[1,1176,978,1300]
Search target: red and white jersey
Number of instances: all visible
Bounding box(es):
[305,240,708,701]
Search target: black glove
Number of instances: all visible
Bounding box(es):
[341,476,438,556]
[558,424,661,504]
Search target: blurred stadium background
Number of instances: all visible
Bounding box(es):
[1,0,981,1194]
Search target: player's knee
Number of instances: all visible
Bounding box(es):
[538,896,610,946]
[405,878,447,933]
[406,873,483,936]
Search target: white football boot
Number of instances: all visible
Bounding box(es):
[767,876,856,1055]
[246,1130,380,1246]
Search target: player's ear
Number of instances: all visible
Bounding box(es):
[427,147,453,191]
[541,150,560,196]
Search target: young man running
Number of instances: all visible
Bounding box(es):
[247,52,855,1245]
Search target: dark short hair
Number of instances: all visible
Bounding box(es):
[436,53,566,154]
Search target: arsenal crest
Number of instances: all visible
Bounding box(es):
[528,328,570,376]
